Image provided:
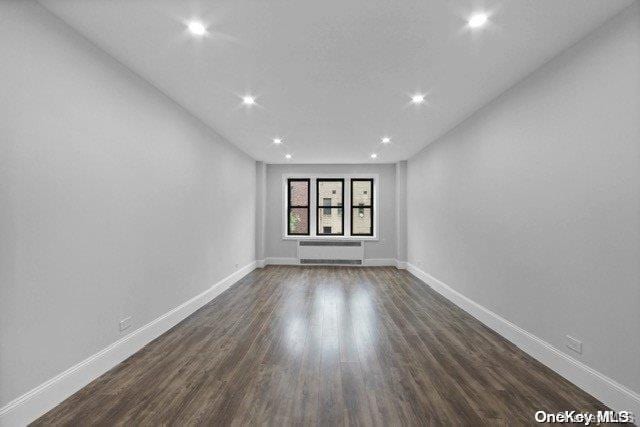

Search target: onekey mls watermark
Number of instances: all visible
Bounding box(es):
[534,410,635,425]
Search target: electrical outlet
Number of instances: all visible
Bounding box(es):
[119,316,132,332]
[565,335,582,354]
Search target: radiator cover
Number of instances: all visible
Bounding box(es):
[297,241,364,265]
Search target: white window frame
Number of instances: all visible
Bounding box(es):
[282,173,379,241]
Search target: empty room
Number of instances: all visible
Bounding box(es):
[1,0,639,425]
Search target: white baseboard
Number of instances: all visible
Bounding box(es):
[0,261,258,427]
[265,257,299,265]
[363,258,397,266]
[256,259,266,268]
[406,263,640,418]
[395,260,407,269]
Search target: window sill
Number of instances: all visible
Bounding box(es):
[282,235,379,241]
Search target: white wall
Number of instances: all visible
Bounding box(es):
[264,163,397,262]
[0,0,255,408]
[407,2,640,397]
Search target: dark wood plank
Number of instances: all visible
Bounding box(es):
[32,266,609,426]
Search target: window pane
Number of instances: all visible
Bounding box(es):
[317,207,343,234]
[289,180,308,206]
[322,198,332,214]
[352,207,372,235]
[352,180,372,206]
[317,181,342,206]
[289,208,309,234]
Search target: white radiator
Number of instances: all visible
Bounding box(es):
[297,241,364,265]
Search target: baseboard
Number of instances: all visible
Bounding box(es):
[265,257,299,265]
[363,258,397,266]
[395,260,407,269]
[256,259,266,268]
[406,263,640,418]
[0,261,258,427]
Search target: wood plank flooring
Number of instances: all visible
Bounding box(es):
[33,266,607,425]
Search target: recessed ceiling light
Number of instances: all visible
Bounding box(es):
[242,95,256,106]
[187,21,207,36]
[273,138,282,144]
[285,154,292,159]
[370,153,377,159]
[411,94,425,104]
[381,137,391,144]
[468,13,488,28]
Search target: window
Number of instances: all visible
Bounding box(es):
[284,175,376,238]
[316,179,344,235]
[287,178,310,235]
[351,179,373,236]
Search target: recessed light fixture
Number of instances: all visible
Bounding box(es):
[285,154,292,159]
[370,153,378,159]
[273,138,282,144]
[242,95,256,106]
[187,21,207,36]
[381,137,391,144]
[411,94,425,105]
[468,13,488,28]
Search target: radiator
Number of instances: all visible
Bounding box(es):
[297,241,364,265]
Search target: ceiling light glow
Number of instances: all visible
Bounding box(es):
[411,94,425,104]
[468,13,488,28]
[381,137,391,144]
[273,138,282,144]
[242,95,256,106]
[285,154,292,159]
[370,153,377,159]
[188,21,207,36]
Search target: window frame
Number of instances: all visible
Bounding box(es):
[350,178,374,237]
[286,178,310,236]
[316,178,345,236]
[282,173,378,240]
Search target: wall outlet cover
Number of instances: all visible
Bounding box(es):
[565,335,582,354]
[119,316,132,332]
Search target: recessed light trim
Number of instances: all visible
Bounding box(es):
[273,138,282,144]
[187,21,207,36]
[242,95,256,105]
[370,153,377,159]
[381,137,391,144]
[468,13,488,28]
[411,94,425,104]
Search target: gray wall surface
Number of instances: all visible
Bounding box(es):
[265,164,397,261]
[255,161,267,262]
[395,161,408,263]
[0,1,256,406]
[407,4,640,393]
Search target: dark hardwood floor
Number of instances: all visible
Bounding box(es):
[33,266,607,425]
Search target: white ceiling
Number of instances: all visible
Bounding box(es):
[41,0,633,163]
